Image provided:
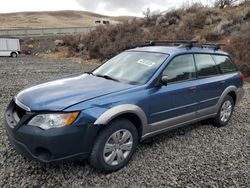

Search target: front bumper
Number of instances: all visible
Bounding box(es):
[4,100,99,163]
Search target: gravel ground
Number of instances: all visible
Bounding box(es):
[0,56,249,187]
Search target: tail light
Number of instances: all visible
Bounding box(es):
[240,72,245,81]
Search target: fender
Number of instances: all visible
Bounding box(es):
[94,104,148,134]
[215,85,237,112]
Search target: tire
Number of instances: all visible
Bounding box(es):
[89,119,138,173]
[11,52,18,58]
[211,95,234,127]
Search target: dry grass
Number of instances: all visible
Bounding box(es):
[225,23,250,76]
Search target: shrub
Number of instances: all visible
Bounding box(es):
[21,44,33,55]
[20,38,40,55]
[226,23,250,76]
[147,25,178,40]
[163,9,183,26]
[156,16,166,26]
[205,31,222,41]
[63,35,81,52]
[214,19,234,35]
[82,23,146,60]
[211,15,223,23]
[243,6,250,20]
[205,17,213,25]
[182,7,207,29]
[142,8,161,26]
[214,0,239,9]
[185,3,205,14]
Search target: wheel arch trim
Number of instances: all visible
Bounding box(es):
[216,86,238,111]
[94,104,148,134]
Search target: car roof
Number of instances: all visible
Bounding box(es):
[128,46,229,56]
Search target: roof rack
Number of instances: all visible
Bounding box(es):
[143,40,198,48]
[195,43,225,50]
[139,40,225,51]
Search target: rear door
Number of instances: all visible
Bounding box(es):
[195,54,226,111]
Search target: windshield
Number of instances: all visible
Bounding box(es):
[93,51,168,85]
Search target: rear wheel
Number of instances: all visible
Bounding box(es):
[211,95,234,127]
[11,52,18,58]
[89,119,138,173]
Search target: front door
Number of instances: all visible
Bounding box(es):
[148,54,198,132]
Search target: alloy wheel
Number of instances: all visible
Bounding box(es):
[103,129,133,166]
[220,100,232,123]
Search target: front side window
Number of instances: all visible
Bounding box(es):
[162,54,196,83]
[212,55,237,73]
[195,54,220,77]
[93,51,168,85]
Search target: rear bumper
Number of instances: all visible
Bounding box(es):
[236,87,245,105]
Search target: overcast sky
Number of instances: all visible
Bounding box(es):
[0,0,213,16]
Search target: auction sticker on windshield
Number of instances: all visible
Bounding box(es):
[137,59,156,67]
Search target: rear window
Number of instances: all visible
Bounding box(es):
[194,54,220,77]
[212,55,237,74]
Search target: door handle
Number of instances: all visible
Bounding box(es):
[220,80,226,84]
[188,86,197,91]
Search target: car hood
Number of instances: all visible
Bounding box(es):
[16,74,135,111]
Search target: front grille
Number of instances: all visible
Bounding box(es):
[5,99,30,128]
[13,104,26,123]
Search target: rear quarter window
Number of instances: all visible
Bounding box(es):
[212,55,237,74]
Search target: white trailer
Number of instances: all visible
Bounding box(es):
[0,38,20,57]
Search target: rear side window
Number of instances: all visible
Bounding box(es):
[162,54,196,83]
[195,54,220,77]
[212,55,237,73]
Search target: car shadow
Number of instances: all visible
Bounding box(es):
[140,121,211,147]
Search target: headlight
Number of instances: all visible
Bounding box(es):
[27,112,79,130]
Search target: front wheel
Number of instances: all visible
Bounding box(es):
[211,95,234,127]
[89,119,138,173]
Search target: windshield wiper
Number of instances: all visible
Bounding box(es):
[85,71,94,75]
[95,74,120,82]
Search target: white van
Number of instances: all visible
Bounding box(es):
[0,38,20,57]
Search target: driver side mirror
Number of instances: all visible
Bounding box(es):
[155,75,168,87]
[161,76,168,86]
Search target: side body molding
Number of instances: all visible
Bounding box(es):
[94,85,242,141]
[94,104,148,134]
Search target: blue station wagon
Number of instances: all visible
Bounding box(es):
[5,41,245,173]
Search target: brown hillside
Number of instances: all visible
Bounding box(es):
[0,10,135,28]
